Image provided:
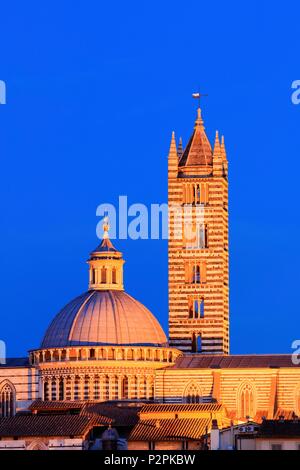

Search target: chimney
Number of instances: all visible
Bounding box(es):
[210,419,220,450]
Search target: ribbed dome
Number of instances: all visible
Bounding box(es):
[41,290,167,348]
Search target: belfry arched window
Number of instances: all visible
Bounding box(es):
[192,265,201,284]
[0,383,15,417]
[238,382,255,419]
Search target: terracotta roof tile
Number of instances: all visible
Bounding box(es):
[139,403,223,414]
[179,110,212,168]
[0,415,101,437]
[129,418,210,441]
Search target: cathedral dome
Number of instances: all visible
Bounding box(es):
[41,217,167,349]
[41,289,167,348]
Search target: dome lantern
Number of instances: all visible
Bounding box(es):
[87,216,125,291]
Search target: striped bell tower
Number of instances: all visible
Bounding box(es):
[168,104,229,354]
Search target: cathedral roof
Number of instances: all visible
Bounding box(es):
[41,289,167,348]
[170,354,300,369]
[179,108,213,168]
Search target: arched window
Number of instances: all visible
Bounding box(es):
[101,267,106,283]
[192,265,201,284]
[84,376,90,400]
[59,378,64,401]
[51,379,57,401]
[103,375,110,401]
[94,376,100,400]
[185,383,201,404]
[121,377,129,399]
[44,380,50,401]
[65,377,71,401]
[0,383,15,417]
[74,376,80,400]
[92,268,96,284]
[112,267,117,284]
[192,333,202,353]
[238,382,255,419]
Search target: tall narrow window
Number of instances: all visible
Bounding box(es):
[197,335,202,352]
[92,268,96,284]
[239,383,255,419]
[112,267,117,284]
[101,267,106,283]
[192,265,201,284]
[44,381,49,401]
[121,377,129,399]
[0,384,15,417]
[189,298,204,319]
[200,300,204,318]
[59,379,64,401]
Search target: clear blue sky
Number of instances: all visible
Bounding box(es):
[0,1,299,356]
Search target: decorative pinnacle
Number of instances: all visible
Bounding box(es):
[103,214,110,239]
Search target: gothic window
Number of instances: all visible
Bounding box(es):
[238,383,255,419]
[185,383,201,404]
[0,383,15,417]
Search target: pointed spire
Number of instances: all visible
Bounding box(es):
[177,137,183,160]
[213,131,221,159]
[221,135,227,160]
[213,130,223,176]
[194,107,204,128]
[168,131,177,157]
[168,131,178,178]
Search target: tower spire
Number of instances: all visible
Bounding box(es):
[168,131,178,178]
[213,130,223,176]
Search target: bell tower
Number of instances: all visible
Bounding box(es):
[168,104,229,354]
